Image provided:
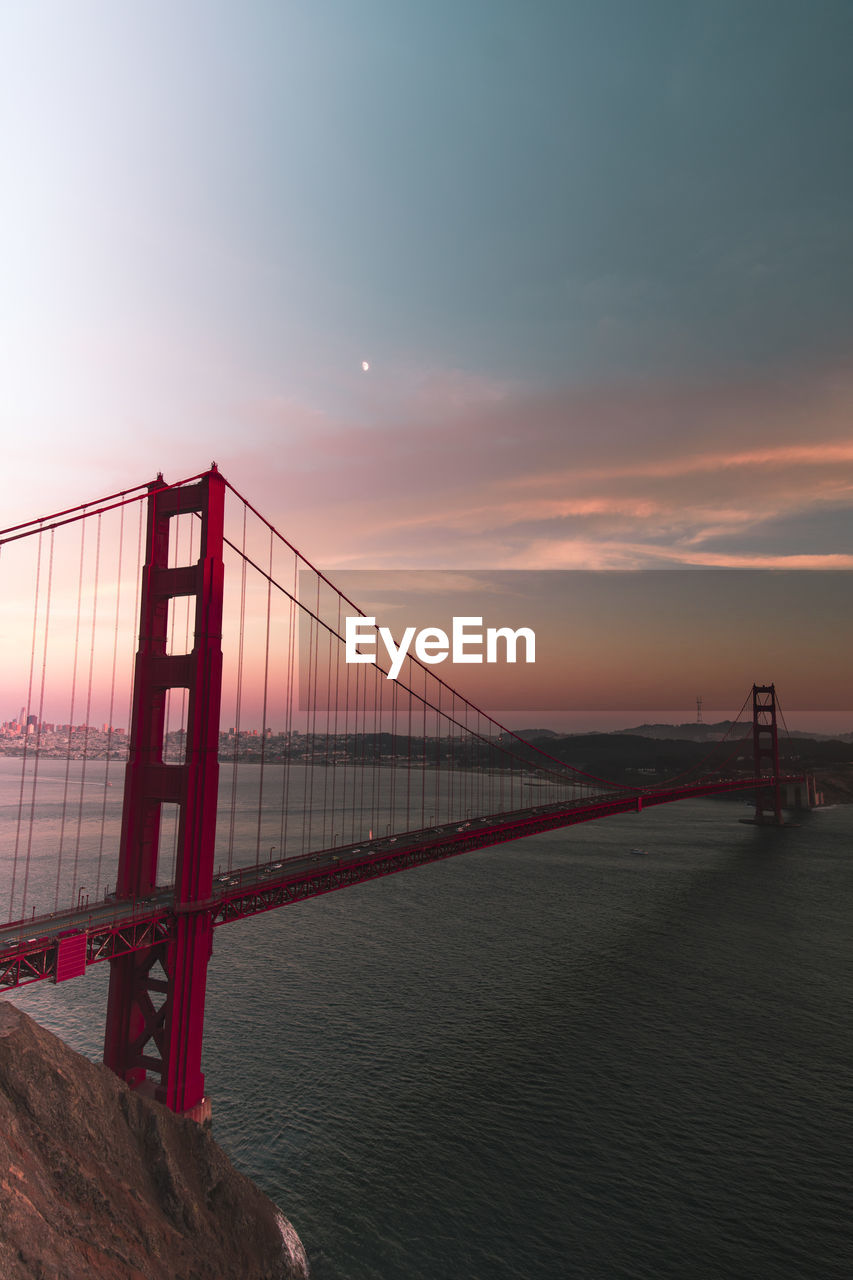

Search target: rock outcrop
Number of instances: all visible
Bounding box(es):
[0,1003,309,1279]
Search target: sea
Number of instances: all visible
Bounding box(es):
[3,763,851,1280]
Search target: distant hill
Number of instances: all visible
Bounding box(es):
[513,722,853,744]
[509,728,561,739]
[616,721,735,742]
[618,722,853,743]
[504,724,853,791]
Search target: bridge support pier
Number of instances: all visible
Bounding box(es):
[104,467,225,1117]
[780,775,822,810]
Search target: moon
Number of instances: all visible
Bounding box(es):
[361,360,370,372]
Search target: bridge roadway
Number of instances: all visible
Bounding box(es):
[0,774,803,991]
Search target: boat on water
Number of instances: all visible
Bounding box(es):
[629,847,647,856]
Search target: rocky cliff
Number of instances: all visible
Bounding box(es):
[0,1003,309,1280]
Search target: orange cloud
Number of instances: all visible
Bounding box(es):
[223,360,853,571]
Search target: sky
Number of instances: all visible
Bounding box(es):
[2,1,852,728]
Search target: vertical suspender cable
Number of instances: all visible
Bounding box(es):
[341,617,352,842]
[10,529,43,922]
[228,501,248,872]
[301,603,315,855]
[95,502,125,898]
[307,576,321,851]
[54,519,86,911]
[435,681,442,825]
[21,529,54,918]
[371,648,380,835]
[352,634,361,838]
[390,677,398,836]
[70,512,102,904]
[328,596,342,845]
[406,668,412,831]
[255,528,273,864]
[124,499,144,746]
[321,603,334,847]
[279,551,298,859]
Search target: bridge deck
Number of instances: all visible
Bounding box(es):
[0,775,805,991]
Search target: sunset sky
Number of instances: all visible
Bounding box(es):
[2,2,852,727]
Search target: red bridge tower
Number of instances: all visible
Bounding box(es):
[752,683,783,825]
[103,468,224,1121]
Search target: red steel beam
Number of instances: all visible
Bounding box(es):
[0,772,807,995]
[103,467,224,1115]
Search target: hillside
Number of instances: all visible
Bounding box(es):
[0,1004,309,1280]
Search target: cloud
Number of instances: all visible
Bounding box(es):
[223,360,853,570]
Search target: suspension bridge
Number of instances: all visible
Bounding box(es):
[0,467,812,1122]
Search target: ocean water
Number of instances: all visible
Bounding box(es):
[5,779,852,1280]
